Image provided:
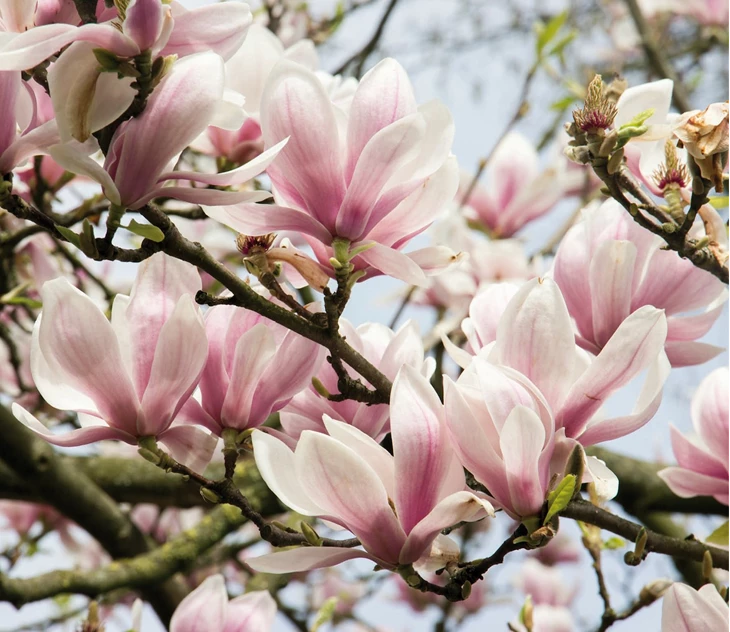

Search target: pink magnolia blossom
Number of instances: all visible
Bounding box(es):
[13,253,216,471]
[658,367,728,504]
[661,584,729,632]
[459,132,582,237]
[168,574,276,632]
[248,366,493,573]
[280,319,435,441]
[553,200,726,367]
[446,277,670,449]
[514,559,577,607]
[178,303,325,436]
[202,58,460,286]
[50,52,285,211]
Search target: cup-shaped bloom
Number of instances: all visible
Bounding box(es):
[553,200,727,367]
[447,276,670,447]
[169,574,276,632]
[280,319,435,441]
[202,58,460,286]
[658,367,728,504]
[247,366,493,573]
[178,304,326,436]
[13,253,215,471]
[459,132,582,237]
[444,357,557,521]
[661,584,728,632]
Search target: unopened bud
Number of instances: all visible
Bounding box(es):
[200,487,222,504]
[300,521,322,546]
[639,578,673,602]
[137,448,161,465]
[702,550,714,581]
[406,574,421,588]
[312,377,331,398]
[461,580,472,600]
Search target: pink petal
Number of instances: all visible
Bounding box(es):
[664,341,724,367]
[0,23,139,72]
[557,306,667,439]
[357,242,427,286]
[124,0,164,51]
[400,491,494,564]
[661,583,729,632]
[246,547,378,574]
[251,430,325,516]
[13,403,135,447]
[49,143,121,205]
[202,202,333,245]
[499,406,548,518]
[493,278,577,409]
[36,278,140,431]
[693,367,729,466]
[138,295,208,435]
[224,591,277,632]
[346,58,417,180]
[391,365,464,533]
[220,323,277,429]
[261,60,345,230]
[158,424,217,473]
[589,240,637,348]
[296,431,407,563]
[170,575,227,632]
[161,2,252,61]
[657,467,730,504]
[668,425,726,478]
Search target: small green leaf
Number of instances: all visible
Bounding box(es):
[310,596,338,632]
[547,30,577,59]
[550,95,577,111]
[535,11,568,56]
[603,537,626,550]
[123,220,165,242]
[56,225,83,249]
[706,520,729,546]
[619,108,655,130]
[544,474,576,525]
[709,195,729,209]
[1,296,42,309]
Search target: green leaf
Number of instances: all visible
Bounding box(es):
[56,225,83,249]
[123,220,165,242]
[1,296,42,309]
[310,596,338,632]
[535,11,568,56]
[550,95,577,111]
[547,30,577,59]
[544,474,576,525]
[603,537,626,550]
[619,108,655,130]
[706,520,729,546]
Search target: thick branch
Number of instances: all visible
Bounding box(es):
[0,505,244,607]
[0,404,187,623]
[0,455,281,512]
[562,499,728,569]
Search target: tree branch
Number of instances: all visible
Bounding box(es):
[0,505,244,607]
[0,404,187,624]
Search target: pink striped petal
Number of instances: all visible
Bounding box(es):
[13,404,135,447]
[400,491,493,564]
[658,468,728,504]
[158,425,217,473]
[170,575,226,632]
[247,547,377,574]
[693,367,729,465]
[225,591,277,632]
[669,425,726,477]
[296,431,407,563]
[664,341,724,367]
[661,583,729,632]
[391,365,464,533]
[557,306,667,439]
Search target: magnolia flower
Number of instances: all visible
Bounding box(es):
[0,71,59,174]
[13,253,216,471]
[446,277,670,452]
[658,367,728,504]
[51,52,285,211]
[202,58,460,286]
[553,200,727,367]
[168,575,276,632]
[280,319,435,441]
[443,357,559,521]
[197,23,317,164]
[248,366,493,573]
[673,102,729,191]
[661,584,729,632]
[178,303,325,437]
[459,132,582,237]
[514,559,578,607]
